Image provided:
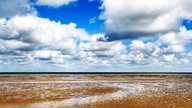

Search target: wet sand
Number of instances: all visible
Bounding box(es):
[0,74,191,108]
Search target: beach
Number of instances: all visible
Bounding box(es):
[0,74,192,108]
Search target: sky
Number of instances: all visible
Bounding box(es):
[0,0,192,72]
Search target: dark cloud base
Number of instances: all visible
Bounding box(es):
[97,32,155,42]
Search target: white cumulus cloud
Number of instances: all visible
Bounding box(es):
[4,40,32,50]
[79,34,126,65]
[160,27,192,53]
[0,15,89,53]
[0,0,36,18]
[164,54,175,62]
[36,0,77,7]
[100,0,192,40]
[0,0,192,71]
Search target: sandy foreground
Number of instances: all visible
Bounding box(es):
[0,74,192,108]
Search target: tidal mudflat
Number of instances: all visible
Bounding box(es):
[0,74,192,108]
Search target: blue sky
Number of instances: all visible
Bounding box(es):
[34,0,104,34]
[0,0,192,72]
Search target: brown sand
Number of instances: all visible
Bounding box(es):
[0,87,119,105]
[73,93,192,108]
[0,74,191,108]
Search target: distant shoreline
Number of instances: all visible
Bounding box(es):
[0,72,191,74]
